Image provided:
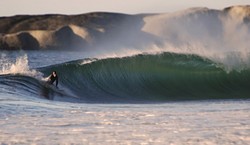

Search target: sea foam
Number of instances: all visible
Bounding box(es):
[0,54,43,78]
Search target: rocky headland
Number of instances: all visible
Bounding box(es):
[0,5,249,50]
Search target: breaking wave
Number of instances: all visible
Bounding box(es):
[1,52,249,103]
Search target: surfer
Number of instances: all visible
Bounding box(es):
[48,71,58,87]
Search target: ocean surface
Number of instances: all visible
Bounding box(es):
[0,50,250,144]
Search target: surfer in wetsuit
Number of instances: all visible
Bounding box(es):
[48,71,58,87]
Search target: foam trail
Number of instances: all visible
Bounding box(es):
[82,6,250,72]
[139,7,250,71]
[0,54,43,78]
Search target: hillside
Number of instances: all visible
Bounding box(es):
[0,12,143,50]
[0,5,250,50]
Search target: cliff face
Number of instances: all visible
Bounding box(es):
[0,5,250,50]
[0,12,141,50]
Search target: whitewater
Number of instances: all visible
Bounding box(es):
[1,6,250,144]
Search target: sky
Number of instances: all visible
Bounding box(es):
[0,0,249,16]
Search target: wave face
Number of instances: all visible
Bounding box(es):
[32,52,249,103]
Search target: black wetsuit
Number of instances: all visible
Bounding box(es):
[48,74,58,87]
